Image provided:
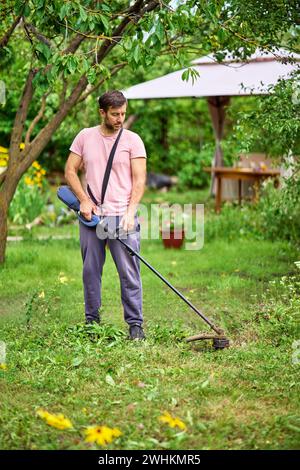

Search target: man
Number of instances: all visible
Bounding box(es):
[65,90,147,340]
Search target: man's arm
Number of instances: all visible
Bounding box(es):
[121,157,146,231]
[65,152,96,221]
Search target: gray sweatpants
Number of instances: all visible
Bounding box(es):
[79,216,143,325]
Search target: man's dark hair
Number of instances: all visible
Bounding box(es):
[98,90,127,112]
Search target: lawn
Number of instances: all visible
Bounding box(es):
[0,190,299,450]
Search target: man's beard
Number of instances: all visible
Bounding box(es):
[104,118,121,131]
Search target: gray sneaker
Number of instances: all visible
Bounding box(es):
[129,324,145,340]
[85,317,100,325]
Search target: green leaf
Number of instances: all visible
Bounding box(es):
[59,5,66,20]
[96,64,111,80]
[217,28,227,43]
[87,68,97,84]
[101,4,111,13]
[33,0,46,10]
[15,0,25,16]
[35,43,51,62]
[181,69,189,82]
[66,56,78,75]
[80,58,90,74]
[155,21,165,43]
[133,44,140,64]
[79,5,88,22]
[99,15,110,33]
[23,3,31,16]
[181,67,200,85]
[122,37,132,52]
[72,357,84,367]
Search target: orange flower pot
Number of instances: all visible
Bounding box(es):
[161,229,185,249]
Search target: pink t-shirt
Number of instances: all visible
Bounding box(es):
[69,126,147,215]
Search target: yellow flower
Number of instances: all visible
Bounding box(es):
[41,169,46,175]
[84,425,122,447]
[0,146,9,153]
[32,161,41,170]
[36,409,73,430]
[0,363,7,371]
[20,143,25,150]
[158,412,187,430]
[24,176,34,186]
[38,291,45,299]
[58,272,69,284]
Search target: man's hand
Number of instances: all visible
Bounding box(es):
[120,210,135,232]
[80,199,97,221]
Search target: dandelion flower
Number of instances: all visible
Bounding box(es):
[84,425,122,447]
[0,363,7,371]
[36,409,73,430]
[158,411,186,430]
[58,272,69,284]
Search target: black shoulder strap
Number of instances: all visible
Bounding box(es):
[101,128,123,205]
[87,128,123,206]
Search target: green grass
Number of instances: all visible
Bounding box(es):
[1,193,300,450]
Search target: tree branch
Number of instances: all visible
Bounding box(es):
[39,33,87,87]
[23,22,52,47]
[76,62,127,104]
[94,0,160,64]
[9,68,38,159]
[140,0,162,16]
[63,33,86,54]
[25,91,50,145]
[123,114,139,129]
[59,78,68,106]
[0,15,22,49]
[20,75,89,173]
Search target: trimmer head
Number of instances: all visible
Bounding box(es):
[185,333,230,350]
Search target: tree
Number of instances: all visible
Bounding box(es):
[0,0,298,263]
[0,0,200,262]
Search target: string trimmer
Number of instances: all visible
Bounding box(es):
[57,186,230,350]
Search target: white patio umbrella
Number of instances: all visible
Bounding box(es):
[123,49,299,193]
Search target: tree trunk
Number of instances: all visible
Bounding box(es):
[0,160,30,263]
[0,200,8,264]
